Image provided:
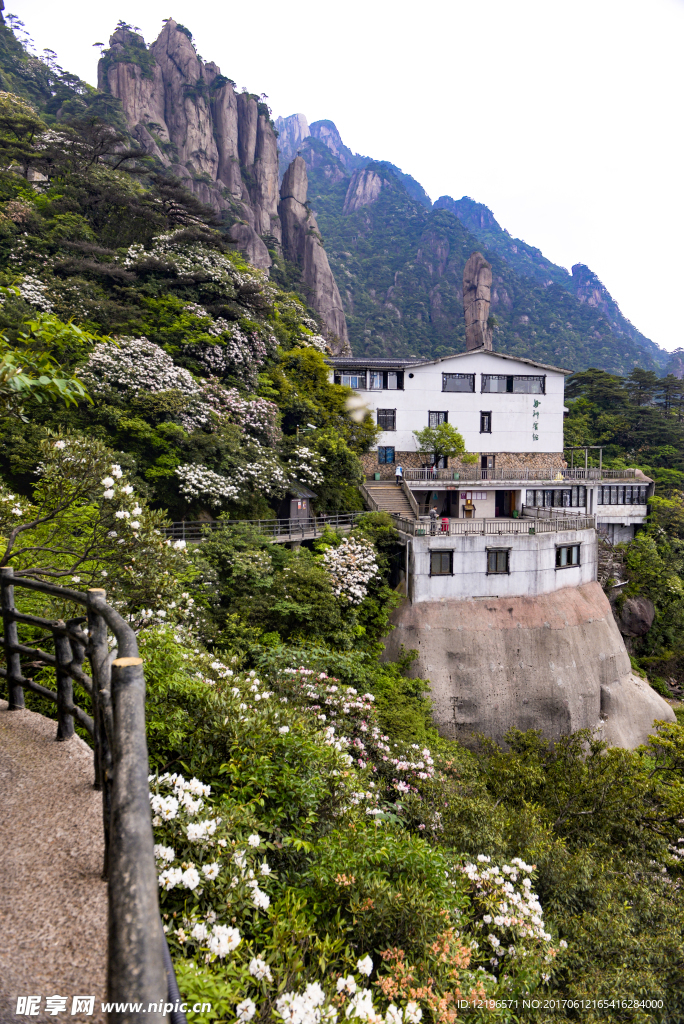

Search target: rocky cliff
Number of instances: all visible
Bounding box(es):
[279,158,349,352]
[99,24,350,352]
[463,251,493,351]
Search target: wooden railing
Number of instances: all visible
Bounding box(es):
[402,467,639,483]
[391,514,596,536]
[0,568,181,1024]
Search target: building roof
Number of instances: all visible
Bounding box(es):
[328,350,571,375]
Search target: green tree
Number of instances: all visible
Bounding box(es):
[413,421,467,461]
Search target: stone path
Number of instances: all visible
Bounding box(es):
[0,701,107,1023]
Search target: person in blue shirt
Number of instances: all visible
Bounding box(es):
[395,464,403,485]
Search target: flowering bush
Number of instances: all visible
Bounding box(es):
[285,446,327,488]
[18,273,53,312]
[175,464,240,507]
[323,537,379,604]
[79,336,198,398]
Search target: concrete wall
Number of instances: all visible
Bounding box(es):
[409,528,597,602]
[335,351,566,455]
[383,582,675,749]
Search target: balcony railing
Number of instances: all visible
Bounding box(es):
[401,467,638,484]
[392,513,595,536]
[164,513,365,543]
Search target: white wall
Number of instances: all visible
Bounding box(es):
[409,528,597,602]
[336,352,566,455]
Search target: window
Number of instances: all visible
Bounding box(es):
[480,411,492,433]
[443,373,475,392]
[378,446,395,464]
[377,409,396,431]
[430,551,453,576]
[487,548,510,574]
[369,371,383,390]
[526,487,586,508]
[597,485,647,505]
[481,455,495,470]
[429,411,448,427]
[556,544,580,568]
[481,374,545,394]
[334,369,367,389]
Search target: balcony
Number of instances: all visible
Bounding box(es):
[392,509,596,537]
[401,466,639,484]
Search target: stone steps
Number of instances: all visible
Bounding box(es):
[364,484,416,518]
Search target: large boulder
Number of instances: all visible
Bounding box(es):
[617,596,655,637]
[463,251,493,351]
[382,581,674,750]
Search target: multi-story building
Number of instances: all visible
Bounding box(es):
[330,349,652,559]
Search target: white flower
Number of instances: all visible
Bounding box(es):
[559,939,568,948]
[249,957,273,982]
[54,440,66,449]
[191,922,209,941]
[208,925,241,957]
[337,976,357,994]
[181,866,201,890]
[173,539,187,550]
[357,955,373,976]
[115,510,130,519]
[260,862,271,876]
[121,484,134,494]
[130,520,141,529]
[158,867,182,890]
[236,999,256,1022]
[103,489,115,499]
[252,887,270,910]
[488,935,500,948]
[101,476,115,487]
[386,1007,402,1024]
[71,576,81,583]
[111,464,123,478]
[202,862,220,880]
[404,1003,422,1024]
[154,844,175,863]
[150,794,178,820]
[279,726,290,735]
[248,834,261,847]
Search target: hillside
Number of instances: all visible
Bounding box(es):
[278,115,667,375]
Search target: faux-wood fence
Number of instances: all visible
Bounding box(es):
[0,567,183,1024]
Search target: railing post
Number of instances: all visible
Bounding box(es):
[87,588,112,877]
[108,656,167,1022]
[54,619,75,741]
[1,566,23,710]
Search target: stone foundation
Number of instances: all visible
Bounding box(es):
[361,451,566,480]
[382,582,674,750]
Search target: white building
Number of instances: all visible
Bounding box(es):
[332,350,566,459]
[329,349,653,596]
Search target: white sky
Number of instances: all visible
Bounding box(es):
[8,0,684,351]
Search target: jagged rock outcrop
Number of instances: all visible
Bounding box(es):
[279,157,350,355]
[383,582,675,750]
[463,251,493,350]
[342,168,386,215]
[274,113,310,168]
[616,596,655,638]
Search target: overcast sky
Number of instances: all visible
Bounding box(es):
[8,0,684,352]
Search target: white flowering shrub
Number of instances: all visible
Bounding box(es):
[79,336,198,398]
[18,273,54,312]
[177,380,280,445]
[322,537,379,604]
[286,446,326,488]
[175,464,240,507]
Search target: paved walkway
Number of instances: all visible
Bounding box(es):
[0,701,107,1023]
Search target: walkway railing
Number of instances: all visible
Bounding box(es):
[401,467,638,483]
[164,512,366,543]
[0,568,177,1024]
[392,513,595,536]
[521,504,588,520]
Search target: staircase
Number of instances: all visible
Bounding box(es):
[362,481,418,519]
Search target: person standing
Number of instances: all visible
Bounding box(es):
[429,505,438,534]
[395,464,403,485]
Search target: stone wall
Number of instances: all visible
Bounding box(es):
[382,581,675,750]
[361,451,565,480]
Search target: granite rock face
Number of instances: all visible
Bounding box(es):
[99,22,346,317]
[342,168,385,215]
[463,251,493,351]
[279,158,350,355]
[617,596,655,637]
[274,113,310,169]
[383,582,675,750]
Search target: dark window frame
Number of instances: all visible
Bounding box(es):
[377,409,396,431]
[378,446,395,465]
[334,369,367,390]
[486,548,510,575]
[480,411,492,433]
[556,544,580,569]
[429,550,453,576]
[442,372,475,393]
[428,410,448,428]
[481,374,546,395]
